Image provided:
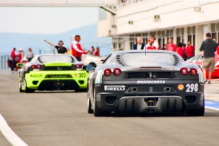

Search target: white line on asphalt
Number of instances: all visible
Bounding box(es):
[205,106,219,111]
[0,114,28,146]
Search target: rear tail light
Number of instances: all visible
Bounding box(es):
[31,64,41,70]
[76,64,84,69]
[31,65,35,69]
[180,67,188,75]
[190,68,197,76]
[104,68,111,76]
[36,64,41,69]
[113,68,121,76]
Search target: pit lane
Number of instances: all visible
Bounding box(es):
[0,74,219,146]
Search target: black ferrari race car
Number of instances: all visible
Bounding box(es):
[86,50,205,116]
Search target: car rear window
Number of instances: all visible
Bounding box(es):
[122,52,175,66]
[38,55,74,63]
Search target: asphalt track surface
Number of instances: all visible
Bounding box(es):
[0,74,219,146]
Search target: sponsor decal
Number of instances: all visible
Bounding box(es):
[137,80,165,84]
[31,74,42,78]
[74,73,78,77]
[104,85,125,91]
[79,73,86,78]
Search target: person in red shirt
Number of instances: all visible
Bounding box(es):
[71,35,89,61]
[10,48,17,71]
[94,47,100,56]
[144,36,158,50]
[185,41,194,59]
[217,45,219,55]
[213,38,219,56]
[176,43,184,58]
[165,38,177,52]
[17,48,23,63]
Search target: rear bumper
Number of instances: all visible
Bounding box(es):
[94,82,204,114]
[25,71,88,90]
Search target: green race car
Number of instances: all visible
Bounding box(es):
[19,54,88,93]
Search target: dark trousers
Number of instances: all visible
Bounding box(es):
[27,58,33,62]
[11,59,16,71]
[76,57,82,61]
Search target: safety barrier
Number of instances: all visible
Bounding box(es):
[0,52,11,74]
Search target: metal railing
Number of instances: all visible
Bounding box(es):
[0,48,56,74]
[0,52,11,74]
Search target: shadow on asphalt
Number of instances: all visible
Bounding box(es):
[20,91,87,93]
[93,110,219,118]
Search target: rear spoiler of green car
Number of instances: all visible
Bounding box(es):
[43,62,72,67]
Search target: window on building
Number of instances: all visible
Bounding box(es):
[187,26,195,46]
[166,29,173,41]
[217,23,219,42]
[176,28,184,45]
[130,35,135,50]
[193,35,196,48]
[150,32,156,37]
[119,43,121,49]
[158,30,165,50]
[211,23,219,42]
[142,33,148,44]
[113,43,116,49]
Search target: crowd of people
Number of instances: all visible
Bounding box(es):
[133,36,196,61]
[132,34,219,83]
[10,33,219,83]
[9,35,101,72]
[10,47,34,72]
[44,35,100,61]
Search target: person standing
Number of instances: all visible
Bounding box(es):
[10,48,17,71]
[44,40,67,54]
[185,41,194,59]
[17,48,23,63]
[26,48,34,62]
[71,35,89,61]
[176,43,184,58]
[165,38,177,52]
[89,46,95,55]
[133,37,145,50]
[199,33,218,84]
[94,47,100,56]
[144,36,158,50]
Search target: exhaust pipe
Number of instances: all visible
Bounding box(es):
[132,87,138,93]
[165,87,171,93]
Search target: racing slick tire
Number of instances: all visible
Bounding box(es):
[87,89,93,113]
[87,98,93,114]
[187,100,205,116]
[19,83,24,92]
[93,89,110,117]
[24,80,35,93]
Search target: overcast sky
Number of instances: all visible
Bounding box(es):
[0,7,99,34]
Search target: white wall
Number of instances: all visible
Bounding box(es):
[0,0,117,7]
[116,0,219,35]
[98,12,115,37]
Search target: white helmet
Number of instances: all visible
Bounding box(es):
[19,48,23,51]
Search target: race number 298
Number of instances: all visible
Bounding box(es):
[186,83,198,92]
